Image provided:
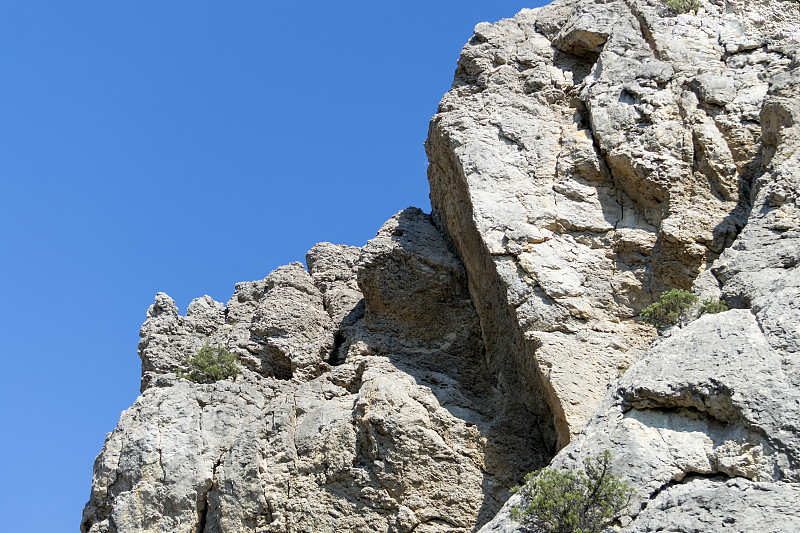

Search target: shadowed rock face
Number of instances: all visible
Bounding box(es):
[82,209,551,533]
[84,1,800,532]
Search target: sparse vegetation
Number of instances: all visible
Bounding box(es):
[660,0,701,16]
[640,289,729,329]
[698,297,728,316]
[511,450,636,533]
[640,289,698,328]
[177,343,241,384]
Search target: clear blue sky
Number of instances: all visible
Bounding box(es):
[0,2,545,530]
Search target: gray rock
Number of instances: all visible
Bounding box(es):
[482,309,800,533]
[306,242,363,329]
[83,209,551,533]
[138,262,335,391]
[629,477,800,533]
[429,1,800,532]
[81,379,272,533]
[428,0,799,454]
[85,1,800,531]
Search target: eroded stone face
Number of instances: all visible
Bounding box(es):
[85,1,800,532]
[137,262,334,390]
[468,2,800,531]
[426,0,798,450]
[482,308,800,532]
[83,209,551,533]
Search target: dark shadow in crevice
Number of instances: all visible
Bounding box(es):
[352,208,555,529]
[240,339,294,381]
[328,331,346,366]
[642,473,729,510]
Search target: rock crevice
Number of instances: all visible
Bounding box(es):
[83,209,552,533]
[84,1,800,532]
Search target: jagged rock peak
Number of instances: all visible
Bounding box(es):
[84,0,800,531]
[82,208,551,533]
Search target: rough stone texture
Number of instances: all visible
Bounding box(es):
[83,209,550,533]
[86,1,800,531]
[474,4,800,529]
[138,262,334,390]
[81,379,273,533]
[426,0,799,451]
[628,477,800,532]
[482,311,800,532]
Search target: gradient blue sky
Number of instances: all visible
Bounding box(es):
[0,2,546,530]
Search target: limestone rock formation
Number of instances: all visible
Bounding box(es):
[436,1,799,531]
[427,0,798,450]
[82,209,549,533]
[84,0,800,531]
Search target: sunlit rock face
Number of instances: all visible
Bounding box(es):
[83,0,800,531]
[427,0,798,451]
[424,0,799,531]
[81,209,551,533]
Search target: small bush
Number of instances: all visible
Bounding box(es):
[177,343,240,384]
[698,297,728,316]
[640,289,698,328]
[511,450,636,533]
[660,0,700,15]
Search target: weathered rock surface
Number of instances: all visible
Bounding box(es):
[138,262,334,389]
[85,0,800,531]
[83,209,550,533]
[467,2,800,531]
[427,0,798,450]
[483,310,800,532]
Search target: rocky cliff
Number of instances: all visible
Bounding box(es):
[82,0,800,531]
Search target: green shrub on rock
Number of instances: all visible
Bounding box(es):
[511,450,636,533]
[698,297,728,316]
[640,289,698,328]
[177,343,241,384]
[661,0,700,16]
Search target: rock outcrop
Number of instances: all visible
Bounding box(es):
[434,1,799,531]
[82,209,550,533]
[83,0,800,532]
[426,0,798,450]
